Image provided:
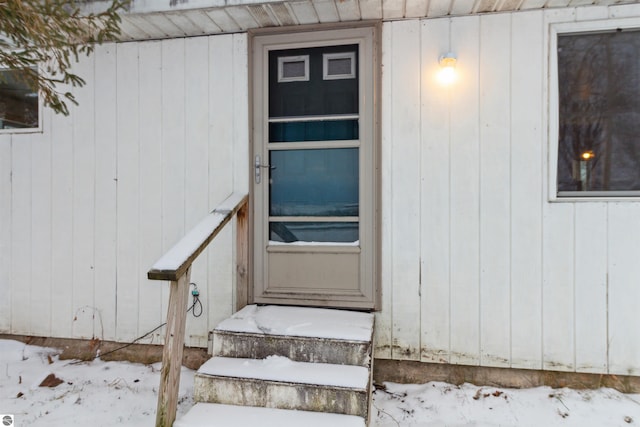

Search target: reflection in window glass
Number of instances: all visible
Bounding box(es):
[0,69,38,130]
[269,119,358,142]
[270,221,358,243]
[269,148,359,217]
[557,30,640,193]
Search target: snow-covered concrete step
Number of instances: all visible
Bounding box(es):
[194,356,370,418]
[212,305,374,366]
[174,403,366,427]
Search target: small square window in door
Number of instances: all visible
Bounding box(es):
[278,55,309,82]
[323,52,356,80]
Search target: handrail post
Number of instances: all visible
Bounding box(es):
[155,266,191,427]
[235,200,249,311]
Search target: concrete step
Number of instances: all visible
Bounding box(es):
[174,403,366,427]
[212,305,374,367]
[194,356,370,418]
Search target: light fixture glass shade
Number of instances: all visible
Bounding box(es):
[437,53,457,85]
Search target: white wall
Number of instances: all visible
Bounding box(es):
[375,4,640,376]
[0,33,248,348]
[2,3,640,377]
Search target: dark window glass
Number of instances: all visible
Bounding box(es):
[269,45,358,117]
[557,30,640,193]
[269,221,358,243]
[282,60,306,79]
[269,148,359,217]
[269,119,358,142]
[327,57,352,76]
[0,69,38,130]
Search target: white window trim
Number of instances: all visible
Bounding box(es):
[0,66,43,135]
[548,18,640,202]
[277,55,309,83]
[323,52,356,80]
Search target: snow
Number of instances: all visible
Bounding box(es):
[215,304,374,342]
[198,355,369,389]
[269,240,360,246]
[0,340,194,426]
[150,192,245,272]
[174,403,366,427]
[1,339,639,426]
[150,210,228,272]
[372,382,640,427]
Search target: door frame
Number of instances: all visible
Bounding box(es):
[248,22,381,310]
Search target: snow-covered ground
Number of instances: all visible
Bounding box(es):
[0,339,638,426]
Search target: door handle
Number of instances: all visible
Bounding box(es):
[255,155,275,184]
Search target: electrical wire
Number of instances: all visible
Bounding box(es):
[70,284,204,363]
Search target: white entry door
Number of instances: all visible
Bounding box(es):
[252,26,379,309]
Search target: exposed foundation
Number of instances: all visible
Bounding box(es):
[0,334,208,370]
[2,334,638,393]
[373,359,640,393]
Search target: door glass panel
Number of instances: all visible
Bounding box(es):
[269,45,358,117]
[269,148,359,217]
[270,222,359,243]
[269,119,358,142]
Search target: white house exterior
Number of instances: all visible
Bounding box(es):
[1,0,640,379]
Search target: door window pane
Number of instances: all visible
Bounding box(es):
[269,148,359,216]
[269,45,358,117]
[269,119,358,142]
[323,52,356,80]
[270,221,358,243]
[278,55,309,82]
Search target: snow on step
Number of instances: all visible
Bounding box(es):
[215,304,374,342]
[198,355,369,389]
[174,403,366,427]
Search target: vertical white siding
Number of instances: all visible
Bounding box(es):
[574,203,607,373]
[0,33,247,347]
[478,13,511,368]
[72,56,97,339]
[137,40,164,343]
[184,36,211,347]
[116,42,141,342]
[449,15,481,366]
[30,116,53,338]
[206,35,235,333]
[509,10,544,370]
[376,24,394,359]
[608,204,640,376]
[0,134,11,332]
[420,17,451,364]
[376,6,640,375]
[11,135,32,335]
[387,19,422,361]
[1,5,639,377]
[93,44,118,341]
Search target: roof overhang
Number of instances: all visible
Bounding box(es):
[80,0,640,41]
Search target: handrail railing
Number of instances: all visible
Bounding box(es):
[148,192,249,427]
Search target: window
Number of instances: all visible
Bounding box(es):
[0,68,39,131]
[323,52,356,80]
[277,55,309,82]
[556,29,640,197]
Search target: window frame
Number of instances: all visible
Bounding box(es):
[0,66,42,134]
[323,51,356,80]
[548,18,640,202]
[277,55,310,83]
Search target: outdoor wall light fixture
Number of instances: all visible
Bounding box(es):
[573,150,595,191]
[581,150,595,161]
[437,53,457,86]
